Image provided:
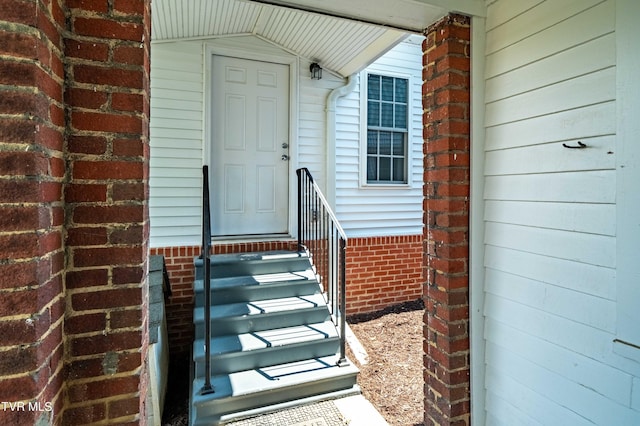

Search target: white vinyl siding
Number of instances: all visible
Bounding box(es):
[482,1,640,425]
[335,36,424,237]
[298,66,346,195]
[150,41,204,247]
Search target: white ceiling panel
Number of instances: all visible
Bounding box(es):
[151,0,481,76]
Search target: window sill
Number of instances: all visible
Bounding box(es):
[361,183,411,189]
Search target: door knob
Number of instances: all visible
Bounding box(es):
[281,154,289,161]
[282,142,289,148]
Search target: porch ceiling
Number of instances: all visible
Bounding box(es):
[151,0,481,77]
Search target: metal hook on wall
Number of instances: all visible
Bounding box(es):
[562,141,587,149]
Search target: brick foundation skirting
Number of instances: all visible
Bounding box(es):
[346,235,423,315]
[151,235,422,354]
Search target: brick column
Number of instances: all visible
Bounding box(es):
[0,1,66,425]
[422,14,471,426]
[63,1,151,424]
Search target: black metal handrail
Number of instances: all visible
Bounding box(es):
[297,168,349,366]
[200,166,214,394]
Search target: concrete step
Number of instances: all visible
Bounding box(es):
[193,321,340,376]
[193,293,330,338]
[195,251,311,280]
[190,355,360,425]
[193,268,320,307]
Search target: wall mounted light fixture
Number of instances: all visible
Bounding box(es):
[310,62,322,80]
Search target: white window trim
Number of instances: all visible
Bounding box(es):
[359,70,413,189]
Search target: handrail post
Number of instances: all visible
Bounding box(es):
[201,166,214,394]
[297,168,303,252]
[337,236,348,366]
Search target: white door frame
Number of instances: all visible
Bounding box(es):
[203,41,299,239]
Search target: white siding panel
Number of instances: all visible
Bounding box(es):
[152,79,203,94]
[485,102,616,151]
[151,156,201,169]
[485,0,603,55]
[152,88,203,103]
[334,36,424,237]
[485,33,615,103]
[484,295,619,371]
[485,318,632,405]
[484,392,542,426]
[485,67,615,127]
[148,146,202,161]
[484,171,615,203]
[150,138,202,152]
[150,205,200,216]
[151,108,203,121]
[485,0,544,31]
[485,269,615,332]
[298,60,346,193]
[150,118,201,131]
[152,68,202,83]
[150,98,201,113]
[150,40,204,247]
[484,136,615,175]
[486,342,640,425]
[485,365,595,426]
[485,1,614,78]
[480,3,634,420]
[484,245,615,300]
[485,222,616,268]
[483,200,615,236]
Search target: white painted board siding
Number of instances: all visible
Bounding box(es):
[334,35,424,237]
[482,0,640,424]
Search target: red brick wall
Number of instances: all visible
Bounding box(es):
[346,235,423,315]
[62,1,151,424]
[423,14,471,426]
[0,0,152,421]
[0,1,66,425]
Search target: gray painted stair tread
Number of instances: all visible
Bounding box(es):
[194,321,338,358]
[190,250,357,425]
[192,355,359,402]
[194,293,327,322]
[194,269,317,291]
[210,251,308,264]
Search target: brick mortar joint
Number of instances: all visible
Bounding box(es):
[66,53,147,71]
[68,8,145,25]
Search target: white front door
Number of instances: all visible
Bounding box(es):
[211,55,290,236]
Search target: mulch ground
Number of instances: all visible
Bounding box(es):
[162,299,425,426]
[347,299,424,426]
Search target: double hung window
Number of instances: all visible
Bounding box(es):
[366,74,409,184]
